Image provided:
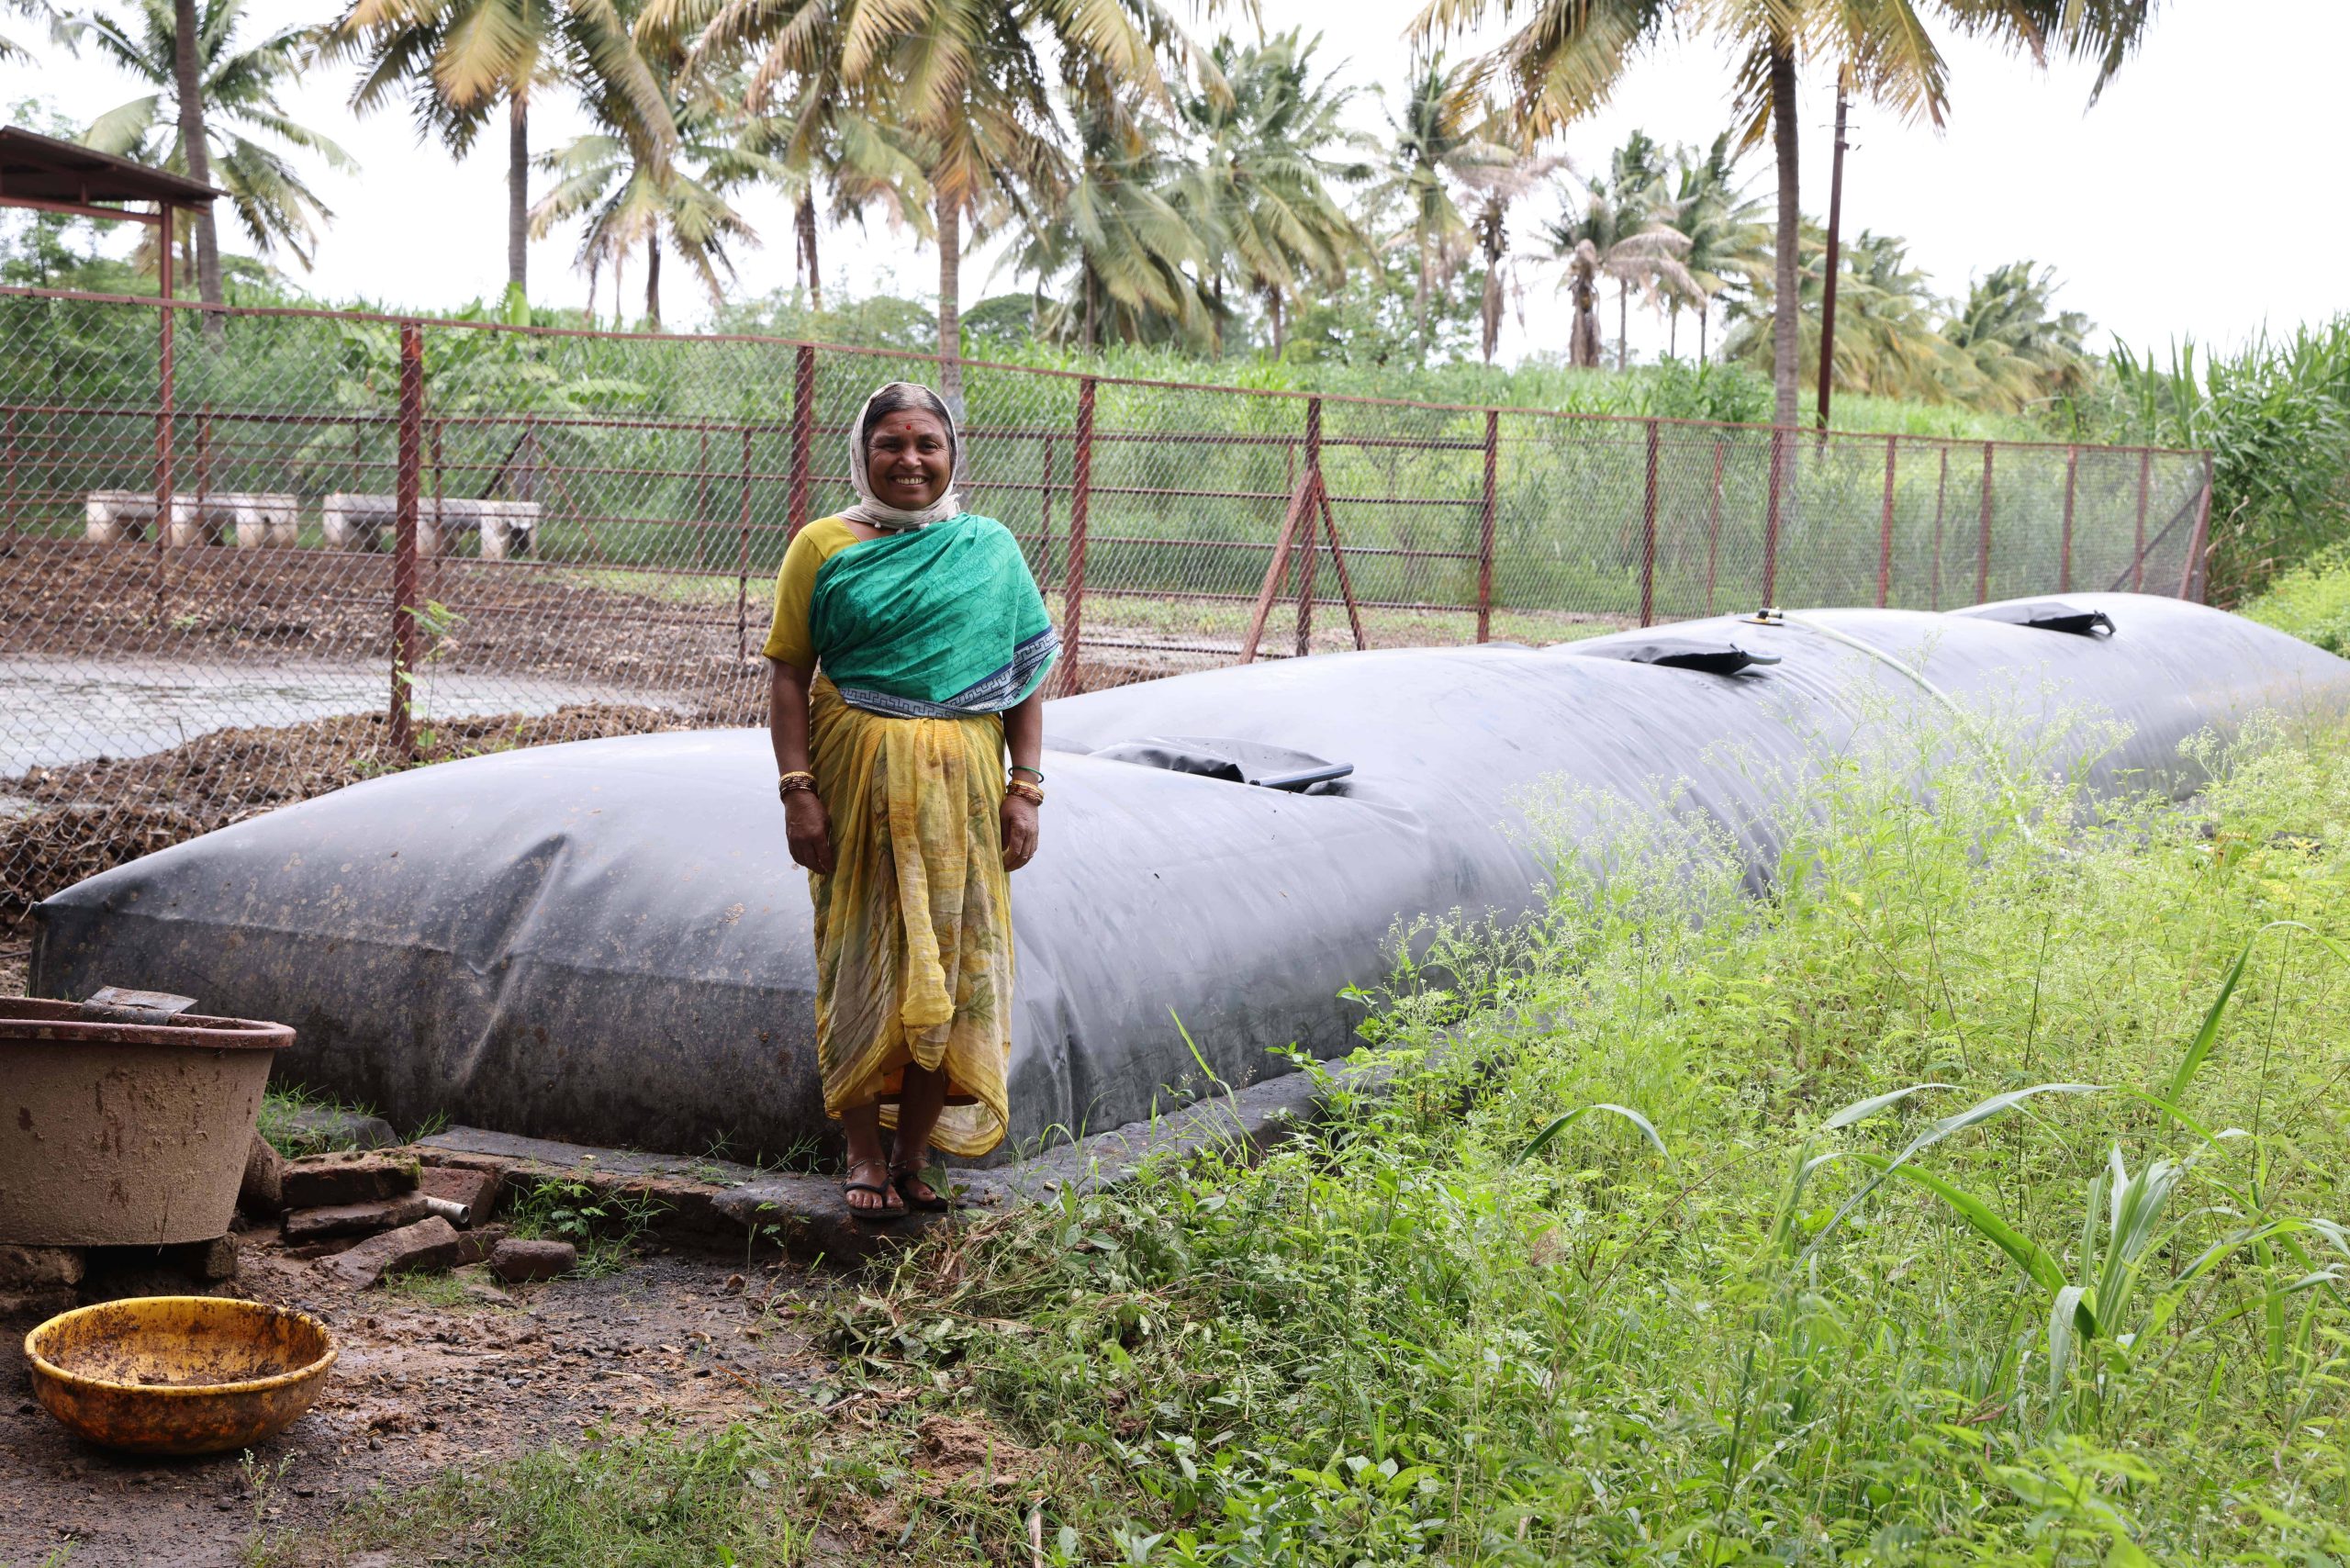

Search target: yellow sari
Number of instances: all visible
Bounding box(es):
[807,676,1013,1156]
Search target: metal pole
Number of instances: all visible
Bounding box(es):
[1930,446,1948,610]
[786,343,815,538]
[1040,434,1057,592]
[1975,442,1995,604]
[153,202,174,614]
[389,319,424,756]
[2132,447,2151,592]
[2180,453,2212,602]
[1476,409,1498,641]
[1295,398,1322,656]
[1875,434,1897,608]
[2059,443,2077,593]
[1763,427,1785,604]
[1639,418,1660,626]
[1815,78,1851,433]
[196,404,213,543]
[737,428,754,658]
[1704,436,1724,615]
[1058,377,1096,692]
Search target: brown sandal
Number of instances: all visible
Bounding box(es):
[843,1157,906,1220]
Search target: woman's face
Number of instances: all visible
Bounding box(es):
[866,408,953,511]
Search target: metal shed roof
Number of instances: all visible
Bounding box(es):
[0,126,220,219]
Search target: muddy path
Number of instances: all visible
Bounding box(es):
[1,1231,826,1568]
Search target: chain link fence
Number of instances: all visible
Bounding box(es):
[0,286,2212,913]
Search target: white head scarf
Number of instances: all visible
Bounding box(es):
[841,381,966,531]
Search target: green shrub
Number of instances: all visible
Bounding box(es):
[2242,543,2350,655]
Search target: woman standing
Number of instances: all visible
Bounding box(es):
[765,382,1058,1217]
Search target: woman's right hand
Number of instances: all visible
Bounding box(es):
[784,790,835,875]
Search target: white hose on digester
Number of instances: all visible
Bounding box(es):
[1760,609,2075,860]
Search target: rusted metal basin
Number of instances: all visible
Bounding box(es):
[1,999,291,1246]
[25,1296,337,1455]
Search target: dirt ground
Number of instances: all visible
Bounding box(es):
[0,1227,827,1568]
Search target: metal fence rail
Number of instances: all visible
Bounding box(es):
[0,286,2212,910]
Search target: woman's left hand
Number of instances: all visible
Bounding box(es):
[1000,794,1039,871]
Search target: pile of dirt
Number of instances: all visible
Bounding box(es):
[3,703,706,921]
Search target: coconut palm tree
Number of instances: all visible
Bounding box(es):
[531,55,779,327]
[1461,115,1567,363]
[1172,30,1369,357]
[1412,0,2164,427]
[1363,56,1519,361]
[74,0,355,293]
[651,0,926,312]
[325,0,673,299]
[1007,88,1205,349]
[1544,136,1691,371]
[1657,132,1769,361]
[1722,223,1957,399]
[1942,259,2094,411]
[660,0,1203,398]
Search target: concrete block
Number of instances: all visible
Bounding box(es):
[240,1132,285,1216]
[420,1165,500,1220]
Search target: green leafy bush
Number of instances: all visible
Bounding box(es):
[2242,543,2350,655]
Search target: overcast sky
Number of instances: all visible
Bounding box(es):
[4,1,2341,364]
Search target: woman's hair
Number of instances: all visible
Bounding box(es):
[858,382,955,456]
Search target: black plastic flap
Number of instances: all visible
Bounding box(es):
[1576,639,1784,676]
[1958,600,2116,637]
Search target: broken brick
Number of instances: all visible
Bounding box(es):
[283,1193,431,1243]
[487,1238,576,1283]
[323,1216,461,1289]
[281,1150,420,1210]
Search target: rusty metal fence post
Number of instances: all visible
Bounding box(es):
[2181,452,2213,602]
[1704,436,1725,615]
[786,343,815,539]
[1930,445,1949,610]
[151,207,176,621]
[1297,401,1315,658]
[1476,409,1498,642]
[1639,418,1660,627]
[1975,442,1995,603]
[736,428,754,659]
[388,319,424,756]
[2060,443,2077,593]
[1762,427,1785,605]
[2132,447,2152,592]
[1876,434,1897,608]
[1058,376,1096,693]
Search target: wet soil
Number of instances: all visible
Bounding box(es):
[0,1231,825,1568]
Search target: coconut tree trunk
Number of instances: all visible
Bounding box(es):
[1769,40,1801,431]
[507,93,529,297]
[645,235,661,329]
[1699,300,1709,363]
[1268,286,1285,358]
[795,194,822,309]
[1617,280,1628,371]
[1669,306,1678,360]
[171,0,223,341]
[934,192,963,400]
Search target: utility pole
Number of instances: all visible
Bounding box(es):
[1816,74,1852,432]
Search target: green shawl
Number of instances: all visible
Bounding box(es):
[810,513,1058,718]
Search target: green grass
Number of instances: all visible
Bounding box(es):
[257,706,2350,1563]
[2241,544,2350,656]
[255,1083,385,1159]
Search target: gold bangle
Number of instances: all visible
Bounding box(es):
[1005,779,1046,806]
[778,770,817,801]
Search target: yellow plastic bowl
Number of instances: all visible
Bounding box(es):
[24,1296,337,1455]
